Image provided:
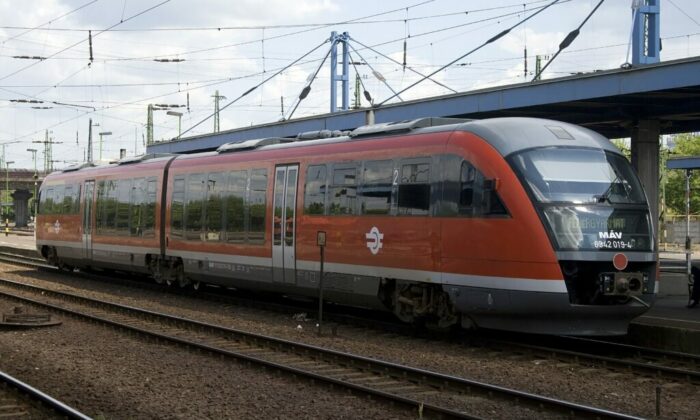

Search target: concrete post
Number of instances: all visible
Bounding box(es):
[630,119,660,250]
[11,189,32,228]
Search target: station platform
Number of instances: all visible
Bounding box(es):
[2,233,698,353]
[0,233,37,253]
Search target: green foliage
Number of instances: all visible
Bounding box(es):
[610,139,631,160]
[664,133,700,215]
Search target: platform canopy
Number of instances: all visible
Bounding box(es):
[667,156,700,170]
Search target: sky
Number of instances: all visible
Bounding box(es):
[0,0,698,170]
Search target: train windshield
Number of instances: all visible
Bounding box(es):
[510,147,652,251]
[510,147,646,205]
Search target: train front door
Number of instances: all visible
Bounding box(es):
[272,164,299,284]
[82,180,95,260]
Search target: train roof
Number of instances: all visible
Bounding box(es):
[45,117,620,178]
[461,117,620,157]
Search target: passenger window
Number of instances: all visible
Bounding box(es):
[144,178,157,237]
[459,162,480,216]
[329,165,357,215]
[63,186,73,214]
[225,170,247,243]
[95,182,105,231]
[130,178,146,236]
[52,185,65,215]
[103,180,118,233]
[304,165,327,215]
[115,179,132,235]
[185,174,205,241]
[171,177,185,238]
[39,188,53,215]
[458,161,508,217]
[71,184,81,214]
[205,172,225,241]
[248,169,267,244]
[398,162,430,216]
[360,160,393,215]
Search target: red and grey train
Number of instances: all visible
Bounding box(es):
[35,117,657,335]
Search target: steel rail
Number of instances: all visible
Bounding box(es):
[0,277,640,420]
[0,370,90,419]
[3,251,699,385]
[482,335,700,384]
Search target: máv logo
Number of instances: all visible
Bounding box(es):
[599,230,622,239]
[365,226,384,255]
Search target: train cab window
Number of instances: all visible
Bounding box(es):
[225,170,247,243]
[205,172,226,241]
[304,165,327,215]
[248,169,267,244]
[360,160,393,215]
[329,164,358,215]
[171,177,185,238]
[398,162,431,216]
[185,174,205,241]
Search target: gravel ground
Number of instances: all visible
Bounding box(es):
[1,264,699,419]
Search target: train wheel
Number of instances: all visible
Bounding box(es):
[177,271,190,288]
[46,247,59,267]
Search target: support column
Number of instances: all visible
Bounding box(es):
[630,119,660,250]
[11,189,32,228]
[632,0,661,65]
[329,31,350,113]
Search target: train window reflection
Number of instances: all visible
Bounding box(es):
[304,165,327,215]
[226,170,247,243]
[329,165,357,215]
[248,169,267,244]
[398,162,430,216]
[185,174,205,240]
[360,160,392,215]
[171,177,185,238]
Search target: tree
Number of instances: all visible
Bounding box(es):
[664,133,700,216]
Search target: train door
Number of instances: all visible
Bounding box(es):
[82,180,95,260]
[272,164,299,284]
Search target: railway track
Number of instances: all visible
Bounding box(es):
[0,369,90,419]
[0,277,641,419]
[2,251,700,387]
[478,333,700,385]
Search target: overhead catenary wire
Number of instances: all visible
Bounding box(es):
[347,51,375,105]
[285,43,334,121]
[178,39,330,139]
[349,36,456,94]
[0,1,559,33]
[0,0,172,83]
[531,0,605,82]
[377,0,562,106]
[0,0,99,47]
[347,43,403,102]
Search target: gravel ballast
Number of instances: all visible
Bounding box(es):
[0,264,698,418]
